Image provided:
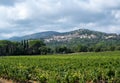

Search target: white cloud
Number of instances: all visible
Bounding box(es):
[8,2,29,20]
[112,10,120,20]
[0,0,120,39]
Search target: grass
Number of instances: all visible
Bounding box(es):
[0,51,120,83]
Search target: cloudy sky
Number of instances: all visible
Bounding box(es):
[0,0,120,39]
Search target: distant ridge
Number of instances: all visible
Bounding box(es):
[8,29,120,46]
[9,31,61,41]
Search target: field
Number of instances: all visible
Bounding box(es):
[0,51,120,83]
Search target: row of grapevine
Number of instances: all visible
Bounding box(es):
[0,51,120,83]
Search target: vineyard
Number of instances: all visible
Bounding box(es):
[0,51,120,83]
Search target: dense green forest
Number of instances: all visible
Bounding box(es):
[0,39,120,56]
[0,40,52,56]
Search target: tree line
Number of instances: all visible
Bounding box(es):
[0,40,120,56]
[0,40,52,56]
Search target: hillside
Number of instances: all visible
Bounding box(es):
[9,31,61,41]
[9,29,120,47]
[43,29,120,47]
[44,29,119,42]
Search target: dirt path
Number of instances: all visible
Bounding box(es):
[0,78,13,83]
[0,78,38,83]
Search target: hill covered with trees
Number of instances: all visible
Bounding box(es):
[0,29,120,56]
